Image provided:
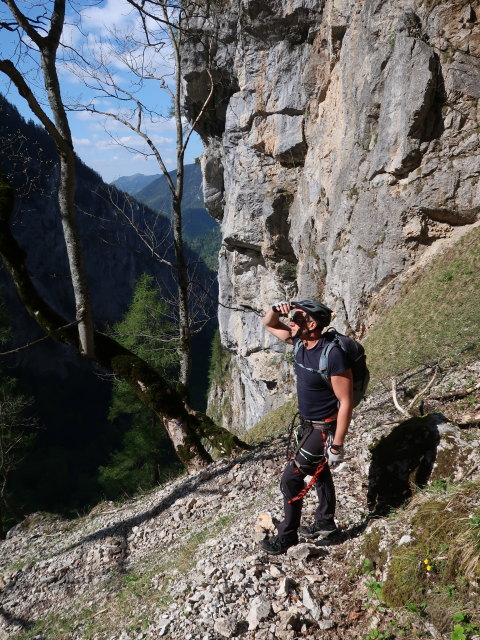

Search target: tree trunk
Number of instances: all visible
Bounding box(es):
[41,46,95,358]
[0,175,248,473]
[171,8,192,389]
[0,0,95,358]
[171,194,192,388]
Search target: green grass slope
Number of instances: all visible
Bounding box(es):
[364,225,479,387]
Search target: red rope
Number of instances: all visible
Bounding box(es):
[288,431,328,504]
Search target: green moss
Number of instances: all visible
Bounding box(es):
[194,412,249,456]
[361,531,388,570]
[277,261,298,281]
[348,187,359,199]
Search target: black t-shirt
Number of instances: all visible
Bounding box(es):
[294,336,349,420]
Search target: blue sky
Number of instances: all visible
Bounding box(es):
[0,0,204,183]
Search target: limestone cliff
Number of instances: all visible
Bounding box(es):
[182,0,479,430]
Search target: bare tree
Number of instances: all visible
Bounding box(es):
[0,0,94,357]
[67,0,215,388]
[0,1,247,472]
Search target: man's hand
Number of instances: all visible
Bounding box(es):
[263,302,293,342]
[328,444,345,467]
[271,301,292,316]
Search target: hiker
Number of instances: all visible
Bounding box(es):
[260,299,354,555]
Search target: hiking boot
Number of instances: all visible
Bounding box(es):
[259,534,298,555]
[298,519,338,540]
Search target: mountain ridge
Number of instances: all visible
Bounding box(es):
[112,163,220,269]
[111,173,160,195]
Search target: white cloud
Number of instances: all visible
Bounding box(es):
[80,0,135,34]
[73,137,92,146]
[61,21,82,49]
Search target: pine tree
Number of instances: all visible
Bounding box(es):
[99,275,182,498]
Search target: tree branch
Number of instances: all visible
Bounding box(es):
[0,59,64,150]
[407,367,438,410]
[0,320,79,357]
[1,0,44,46]
[391,378,411,418]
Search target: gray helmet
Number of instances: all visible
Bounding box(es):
[291,299,332,327]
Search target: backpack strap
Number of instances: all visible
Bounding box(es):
[295,338,322,373]
[294,335,338,390]
[318,339,336,390]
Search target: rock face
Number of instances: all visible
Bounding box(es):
[181,0,480,430]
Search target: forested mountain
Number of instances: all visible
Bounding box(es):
[111,173,160,195]
[133,163,204,211]
[113,163,221,269]
[0,95,216,528]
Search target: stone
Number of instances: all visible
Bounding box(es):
[277,576,295,596]
[255,512,276,534]
[302,586,323,620]
[213,617,237,638]
[287,544,323,561]
[269,565,285,578]
[247,595,272,630]
[318,619,336,630]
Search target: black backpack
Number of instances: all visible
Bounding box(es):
[294,328,369,407]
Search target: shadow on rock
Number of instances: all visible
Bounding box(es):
[367,413,442,516]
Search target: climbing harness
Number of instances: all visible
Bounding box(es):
[286,416,337,504]
[285,411,301,461]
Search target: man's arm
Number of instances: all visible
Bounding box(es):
[263,302,292,343]
[330,370,353,447]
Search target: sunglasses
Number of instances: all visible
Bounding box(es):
[290,312,306,324]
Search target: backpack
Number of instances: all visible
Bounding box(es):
[294,328,369,407]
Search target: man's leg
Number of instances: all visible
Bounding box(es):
[259,462,305,554]
[314,465,336,522]
[276,461,306,539]
[297,431,339,539]
[277,428,327,537]
[297,467,338,538]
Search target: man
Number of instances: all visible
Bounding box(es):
[260,299,353,555]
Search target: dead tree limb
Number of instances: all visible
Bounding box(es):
[391,378,411,418]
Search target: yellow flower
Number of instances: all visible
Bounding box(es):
[423,559,429,565]
[426,565,432,571]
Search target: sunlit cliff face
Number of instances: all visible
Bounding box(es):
[182,0,480,430]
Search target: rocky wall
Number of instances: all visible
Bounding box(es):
[182,0,480,430]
